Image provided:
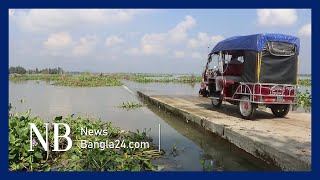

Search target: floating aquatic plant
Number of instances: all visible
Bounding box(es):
[296,90,312,112]
[117,101,144,110]
[9,108,164,171]
[298,79,311,86]
[9,74,123,87]
[52,75,122,87]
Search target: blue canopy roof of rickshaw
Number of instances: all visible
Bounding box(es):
[210,33,300,54]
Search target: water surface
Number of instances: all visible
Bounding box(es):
[9,80,283,171]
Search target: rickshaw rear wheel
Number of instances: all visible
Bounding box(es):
[271,104,290,118]
[238,96,256,120]
[211,97,222,108]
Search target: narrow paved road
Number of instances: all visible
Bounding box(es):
[139,92,311,171]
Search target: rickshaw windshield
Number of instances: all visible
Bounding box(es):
[208,54,220,68]
[267,42,296,56]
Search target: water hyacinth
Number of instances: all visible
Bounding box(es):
[296,90,312,112]
[9,74,123,87]
[118,74,202,84]
[9,74,70,81]
[298,79,311,86]
[117,101,144,110]
[9,109,164,171]
[52,75,122,87]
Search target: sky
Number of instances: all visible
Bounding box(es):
[9,9,311,74]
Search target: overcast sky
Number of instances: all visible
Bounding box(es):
[9,9,311,74]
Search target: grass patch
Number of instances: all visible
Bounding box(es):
[9,109,164,171]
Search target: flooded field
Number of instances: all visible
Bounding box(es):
[9,80,283,171]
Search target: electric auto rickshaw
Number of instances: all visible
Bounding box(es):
[202,34,300,119]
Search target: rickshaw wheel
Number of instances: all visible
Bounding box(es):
[271,105,290,118]
[211,98,222,108]
[238,96,256,120]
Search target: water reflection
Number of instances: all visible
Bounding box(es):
[146,104,280,171]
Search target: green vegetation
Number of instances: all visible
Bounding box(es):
[170,143,185,157]
[9,66,311,86]
[200,159,223,171]
[298,79,311,86]
[117,101,144,110]
[9,69,311,88]
[9,74,122,87]
[9,109,164,171]
[10,66,64,74]
[53,75,122,87]
[177,75,202,83]
[297,90,311,112]
[114,73,201,84]
[118,74,310,86]
[9,73,201,86]
[9,74,69,81]
[9,66,27,74]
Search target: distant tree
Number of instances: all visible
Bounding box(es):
[9,66,27,74]
[9,66,65,74]
[9,67,14,74]
[58,67,63,74]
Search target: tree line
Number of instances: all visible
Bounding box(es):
[9,66,64,74]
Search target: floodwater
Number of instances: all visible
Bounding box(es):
[10,80,302,171]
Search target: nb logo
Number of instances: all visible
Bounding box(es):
[29,123,72,152]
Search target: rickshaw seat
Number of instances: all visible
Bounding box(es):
[223,64,243,76]
[224,76,241,84]
[215,76,241,91]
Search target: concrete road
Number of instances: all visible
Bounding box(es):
[138,91,311,171]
